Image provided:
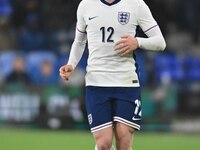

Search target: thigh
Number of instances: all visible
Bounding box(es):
[114,122,135,150]
[114,122,135,137]
[86,86,113,133]
[113,87,142,130]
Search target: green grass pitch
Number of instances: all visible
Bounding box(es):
[0,128,200,150]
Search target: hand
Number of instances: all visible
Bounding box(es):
[59,64,73,80]
[115,35,139,56]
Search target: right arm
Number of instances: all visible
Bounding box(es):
[59,2,87,80]
[67,27,87,69]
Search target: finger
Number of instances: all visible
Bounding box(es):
[65,66,74,72]
[60,73,67,80]
[115,39,126,46]
[59,69,64,74]
[121,35,129,39]
[60,75,68,80]
[65,66,71,72]
[60,72,69,77]
[116,46,129,54]
[115,42,128,51]
[60,70,66,75]
[59,66,66,72]
[59,72,69,80]
[120,49,131,56]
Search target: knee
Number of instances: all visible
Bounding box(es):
[95,136,112,150]
[93,127,113,150]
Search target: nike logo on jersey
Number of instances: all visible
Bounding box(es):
[132,116,141,121]
[89,16,98,20]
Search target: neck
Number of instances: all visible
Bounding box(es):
[105,0,115,3]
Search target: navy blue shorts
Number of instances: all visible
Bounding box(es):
[86,86,142,133]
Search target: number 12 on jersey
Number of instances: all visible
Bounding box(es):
[100,27,114,43]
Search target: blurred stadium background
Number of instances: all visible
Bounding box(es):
[0,0,200,149]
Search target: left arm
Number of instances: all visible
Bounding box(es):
[115,0,166,56]
[136,25,166,51]
[136,0,166,51]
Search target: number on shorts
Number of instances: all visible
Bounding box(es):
[134,99,142,116]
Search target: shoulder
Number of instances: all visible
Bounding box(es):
[126,0,146,6]
[124,0,141,9]
[137,0,148,7]
[78,0,96,10]
[128,0,149,14]
[79,0,97,6]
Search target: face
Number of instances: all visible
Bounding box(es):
[41,61,53,77]
[13,57,25,72]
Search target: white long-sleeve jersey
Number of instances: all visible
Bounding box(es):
[68,0,166,87]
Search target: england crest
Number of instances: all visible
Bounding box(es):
[118,12,130,25]
[88,114,93,125]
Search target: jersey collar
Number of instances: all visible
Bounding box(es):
[100,0,121,6]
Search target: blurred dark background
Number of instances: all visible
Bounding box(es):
[0,0,200,132]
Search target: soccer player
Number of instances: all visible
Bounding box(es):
[59,0,166,149]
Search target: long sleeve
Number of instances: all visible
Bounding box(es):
[67,1,87,69]
[136,0,166,51]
